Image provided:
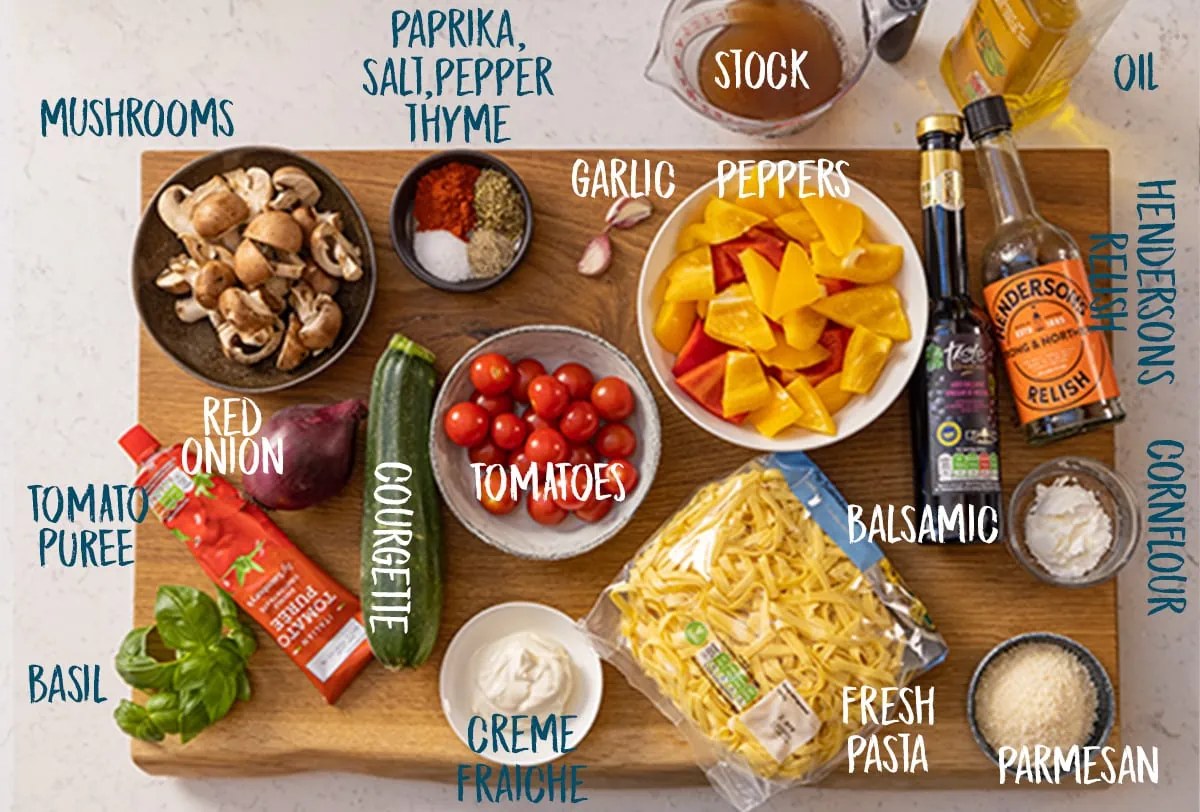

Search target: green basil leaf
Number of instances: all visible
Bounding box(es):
[202,669,239,724]
[178,687,209,744]
[228,627,257,662]
[146,691,180,735]
[236,670,252,702]
[215,587,241,626]
[172,649,217,694]
[114,626,177,691]
[114,699,164,743]
[211,637,247,672]
[155,586,221,652]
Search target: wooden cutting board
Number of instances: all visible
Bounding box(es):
[133,149,1118,788]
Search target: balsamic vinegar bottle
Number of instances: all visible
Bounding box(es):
[909,114,1004,544]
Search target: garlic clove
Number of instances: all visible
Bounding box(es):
[604,196,654,231]
[577,234,612,277]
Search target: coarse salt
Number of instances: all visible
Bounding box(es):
[414,229,472,283]
[1024,475,1113,579]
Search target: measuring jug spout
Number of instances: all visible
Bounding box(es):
[863,0,927,47]
[644,42,673,89]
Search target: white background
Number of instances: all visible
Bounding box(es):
[2,1,1197,810]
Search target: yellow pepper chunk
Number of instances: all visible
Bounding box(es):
[739,248,778,314]
[697,299,708,318]
[774,208,823,245]
[770,242,824,319]
[784,375,837,435]
[674,198,767,253]
[841,326,893,394]
[704,283,776,351]
[664,247,716,302]
[814,373,853,415]
[729,165,800,219]
[779,307,827,350]
[749,379,803,438]
[676,223,710,253]
[811,283,911,341]
[653,300,696,354]
[723,351,772,417]
[800,195,864,256]
[757,331,831,370]
[811,241,903,284]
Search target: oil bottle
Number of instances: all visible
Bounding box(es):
[940,0,1129,128]
[964,96,1125,444]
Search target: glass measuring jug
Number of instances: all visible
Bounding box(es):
[646,0,927,137]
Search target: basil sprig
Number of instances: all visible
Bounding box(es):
[114,585,257,744]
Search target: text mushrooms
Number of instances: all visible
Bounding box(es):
[311,212,363,281]
[154,160,365,369]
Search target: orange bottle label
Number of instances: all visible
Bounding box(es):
[983,258,1120,425]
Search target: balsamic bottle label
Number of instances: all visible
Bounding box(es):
[923,332,1001,495]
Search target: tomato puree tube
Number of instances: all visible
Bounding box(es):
[119,425,373,703]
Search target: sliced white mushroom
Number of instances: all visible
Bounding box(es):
[275,314,310,372]
[217,318,284,365]
[258,276,290,313]
[310,212,363,281]
[269,166,320,211]
[181,234,236,267]
[290,281,342,353]
[157,185,195,236]
[218,287,276,333]
[224,167,272,217]
[301,262,339,296]
[155,254,200,294]
[175,296,213,323]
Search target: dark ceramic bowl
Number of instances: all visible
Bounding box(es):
[132,146,376,393]
[967,632,1115,778]
[389,150,533,292]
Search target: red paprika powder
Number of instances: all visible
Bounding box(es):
[412,161,481,239]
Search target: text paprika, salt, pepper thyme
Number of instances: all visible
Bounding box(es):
[413,162,481,239]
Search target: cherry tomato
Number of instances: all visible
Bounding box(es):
[594,423,637,459]
[525,427,568,465]
[478,468,518,515]
[508,449,535,478]
[591,376,636,421]
[510,358,546,403]
[528,375,570,420]
[471,353,516,396]
[523,410,554,434]
[603,458,639,498]
[469,440,507,467]
[490,413,527,451]
[527,486,567,526]
[554,362,595,401]
[575,495,614,523]
[566,443,598,468]
[558,401,600,443]
[444,401,489,447]
[472,390,514,418]
[551,472,588,512]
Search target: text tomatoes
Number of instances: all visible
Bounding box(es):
[471,353,515,396]
[527,487,567,525]
[510,358,546,403]
[591,376,635,421]
[558,401,600,443]
[478,469,517,515]
[525,427,568,465]
[469,440,507,467]
[594,423,637,459]
[444,401,490,447]
[528,375,570,420]
[490,413,527,451]
[553,363,595,401]
[472,390,514,418]
[603,458,639,498]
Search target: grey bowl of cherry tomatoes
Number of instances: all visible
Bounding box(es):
[430,324,661,560]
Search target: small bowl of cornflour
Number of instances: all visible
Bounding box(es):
[1006,456,1140,587]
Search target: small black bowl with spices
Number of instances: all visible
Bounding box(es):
[390,150,533,293]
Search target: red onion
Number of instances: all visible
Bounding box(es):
[244,399,367,510]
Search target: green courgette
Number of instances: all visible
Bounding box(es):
[360,333,442,668]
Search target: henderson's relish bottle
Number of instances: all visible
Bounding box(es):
[910,114,1003,544]
[964,96,1125,444]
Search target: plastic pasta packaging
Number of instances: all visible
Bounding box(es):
[581,452,947,811]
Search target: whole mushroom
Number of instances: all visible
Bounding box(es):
[244,211,304,255]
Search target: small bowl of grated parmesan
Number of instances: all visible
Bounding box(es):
[968,632,1115,779]
[1006,456,1140,588]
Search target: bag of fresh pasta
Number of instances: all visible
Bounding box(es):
[581,452,947,811]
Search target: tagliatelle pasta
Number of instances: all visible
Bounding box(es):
[583,454,946,812]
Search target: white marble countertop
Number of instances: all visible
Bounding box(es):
[2,0,1196,810]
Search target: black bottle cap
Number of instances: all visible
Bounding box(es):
[963,96,1013,142]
